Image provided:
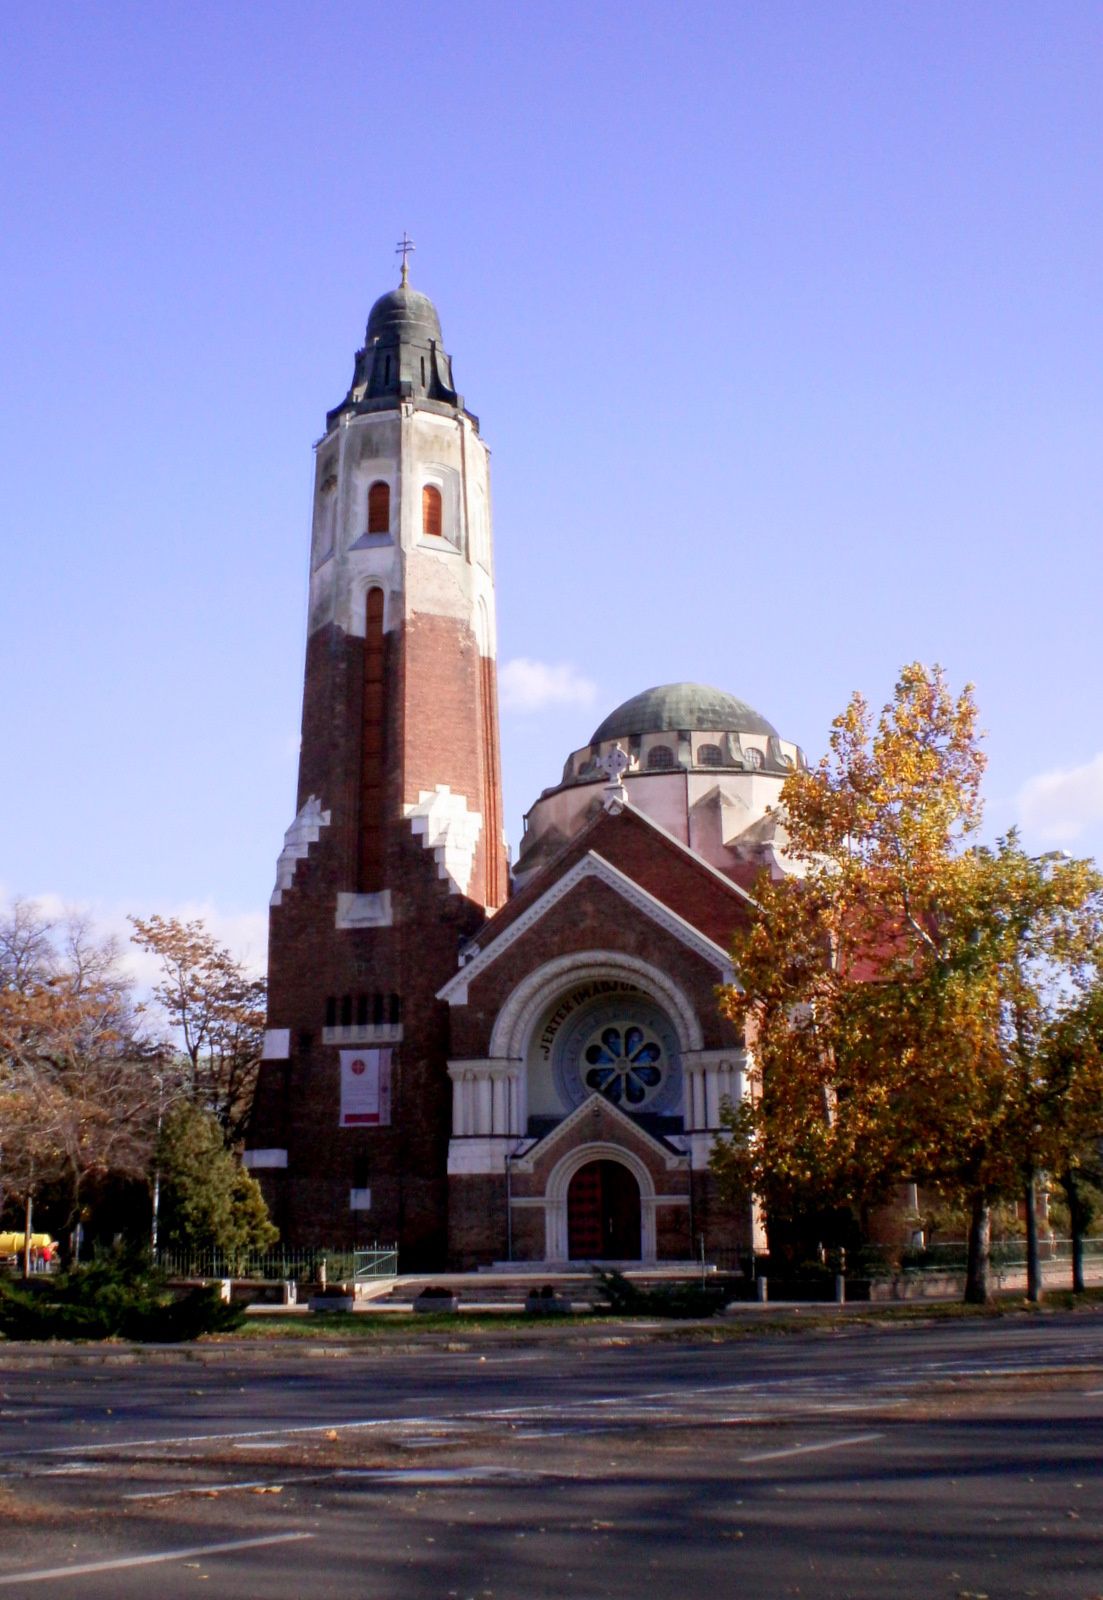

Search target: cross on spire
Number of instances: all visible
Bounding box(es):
[396,231,416,287]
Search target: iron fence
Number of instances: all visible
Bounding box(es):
[704,1238,1103,1280]
[864,1238,1103,1275]
[155,1245,398,1282]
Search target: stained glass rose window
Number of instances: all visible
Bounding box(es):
[584,1025,663,1106]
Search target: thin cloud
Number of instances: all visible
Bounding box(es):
[0,888,267,993]
[499,658,597,713]
[1018,751,1103,844]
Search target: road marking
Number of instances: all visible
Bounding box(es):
[124,1465,548,1501]
[123,1479,304,1500]
[336,1466,539,1484]
[24,1417,435,1458]
[0,1532,314,1586]
[739,1432,883,1463]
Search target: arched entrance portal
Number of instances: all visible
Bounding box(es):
[567,1159,642,1261]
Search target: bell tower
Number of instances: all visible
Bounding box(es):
[246,259,508,1267]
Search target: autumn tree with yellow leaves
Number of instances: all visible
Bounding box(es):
[129,915,266,1146]
[713,663,1103,1302]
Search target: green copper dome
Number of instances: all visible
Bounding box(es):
[590,682,777,744]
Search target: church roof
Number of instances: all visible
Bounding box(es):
[590,682,777,743]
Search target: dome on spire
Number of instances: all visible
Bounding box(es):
[327,272,462,426]
[365,284,443,345]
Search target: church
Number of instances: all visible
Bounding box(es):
[245,262,806,1271]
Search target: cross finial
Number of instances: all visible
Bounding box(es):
[396,232,416,287]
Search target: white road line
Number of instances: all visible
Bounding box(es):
[0,1532,314,1586]
[26,1417,433,1457]
[739,1431,883,1463]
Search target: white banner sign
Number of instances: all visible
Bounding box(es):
[339,1048,392,1127]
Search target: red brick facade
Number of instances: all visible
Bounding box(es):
[247,288,757,1272]
[251,604,502,1271]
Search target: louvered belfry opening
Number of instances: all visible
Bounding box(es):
[359,587,386,891]
[367,481,390,535]
[422,484,443,539]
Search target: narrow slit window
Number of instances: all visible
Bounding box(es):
[359,588,386,892]
[367,481,390,535]
[422,484,443,538]
[420,356,426,387]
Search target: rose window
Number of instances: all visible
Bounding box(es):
[584,1026,663,1106]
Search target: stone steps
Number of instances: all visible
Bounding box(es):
[356,1263,721,1308]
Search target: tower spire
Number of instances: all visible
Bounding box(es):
[395,231,416,287]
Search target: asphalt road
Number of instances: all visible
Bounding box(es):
[1,1312,1102,1597]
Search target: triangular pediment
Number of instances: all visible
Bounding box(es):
[437,849,735,1004]
[512,1092,689,1174]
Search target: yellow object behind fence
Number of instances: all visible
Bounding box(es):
[0,1233,54,1254]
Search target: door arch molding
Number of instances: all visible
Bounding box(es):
[544,1142,657,1263]
[488,951,703,1063]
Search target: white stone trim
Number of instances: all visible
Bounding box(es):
[405,786,483,897]
[446,1136,525,1176]
[335,890,394,929]
[511,1092,689,1176]
[261,1029,291,1061]
[322,1023,403,1046]
[243,1149,288,1170]
[438,851,735,1006]
[345,575,397,639]
[486,951,705,1061]
[682,1048,748,1132]
[270,796,330,906]
[447,1059,524,1137]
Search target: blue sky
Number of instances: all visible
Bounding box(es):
[2,2,1101,970]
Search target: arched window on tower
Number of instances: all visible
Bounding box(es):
[367,482,390,536]
[359,588,385,892]
[422,484,443,539]
[646,744,675,771]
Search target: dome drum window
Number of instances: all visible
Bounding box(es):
[697,743,723,767]
[646,744,675,771]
